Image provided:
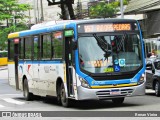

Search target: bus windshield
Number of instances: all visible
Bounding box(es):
[78,33,143,73]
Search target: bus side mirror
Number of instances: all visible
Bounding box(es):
[72,41,77,50]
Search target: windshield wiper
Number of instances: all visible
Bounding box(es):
[115,33,127,52]
[93,34,111,59]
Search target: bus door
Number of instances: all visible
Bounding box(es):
[65,33,74,97]
[9,38,19,90]
[14,39,19,90]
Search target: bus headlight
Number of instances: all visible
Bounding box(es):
[138,74,145,85]
[79,77,90,88]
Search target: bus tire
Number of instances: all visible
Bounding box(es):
[112,97,125,105]
[23,78,33,101]
[155,81,160,97]
[60,83,70,107]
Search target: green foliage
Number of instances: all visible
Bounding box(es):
[89,0,129,19]
[0,0,32,50]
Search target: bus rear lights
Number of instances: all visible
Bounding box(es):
[138,74,145,85]
[79,77,90,88]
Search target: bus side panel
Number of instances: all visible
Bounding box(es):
[18,63,24,91]
[23,61,35,93]
[38,62,65,97]
[18,61,35,93]
[8,62,16,87]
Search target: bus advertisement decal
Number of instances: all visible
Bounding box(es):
[103,67,114,72]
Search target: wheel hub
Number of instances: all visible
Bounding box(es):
[155,83,158,95]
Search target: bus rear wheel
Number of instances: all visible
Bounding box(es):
[23,78,33,101]
[112,97,125,105]
[60,83,70,107]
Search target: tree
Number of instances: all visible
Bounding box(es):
[0,0,32,50]
[47,0,75,20]
[89,0,129,19]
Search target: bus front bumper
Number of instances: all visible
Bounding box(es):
[77,82,145,100]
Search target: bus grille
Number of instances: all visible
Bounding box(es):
[96,89,134,99]
[91,74,135,80]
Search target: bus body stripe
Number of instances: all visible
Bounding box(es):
[91,83,137,89]
[8,62,15,64]
[8,32,19,39]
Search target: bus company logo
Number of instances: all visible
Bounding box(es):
[112,83,117,86]
[92,81,95,84]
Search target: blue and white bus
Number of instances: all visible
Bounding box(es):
[8,19,145,107]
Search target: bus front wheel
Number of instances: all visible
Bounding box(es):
[23,78,33,101]
[155,81,160,97]
[112,97,125,105]
[60,83,70,107]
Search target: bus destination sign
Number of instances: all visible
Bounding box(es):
[78,23,131,33]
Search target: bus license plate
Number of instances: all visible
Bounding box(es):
[110,91,121,95]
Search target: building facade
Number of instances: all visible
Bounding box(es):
[125,0,160,57]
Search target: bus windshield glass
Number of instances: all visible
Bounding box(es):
[78,33,143,73]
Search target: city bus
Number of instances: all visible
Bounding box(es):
[8,19,146,107]
[144,38,160,58]
[0,50,8,66]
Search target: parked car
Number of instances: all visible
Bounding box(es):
[146,58,160,96]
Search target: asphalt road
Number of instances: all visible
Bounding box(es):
[0,67,160,119]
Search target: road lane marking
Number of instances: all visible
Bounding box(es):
[0,104,5,108]
[2,98,25,105]
[0,94,22,96]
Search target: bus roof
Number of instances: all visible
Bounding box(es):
[8,18,137,39]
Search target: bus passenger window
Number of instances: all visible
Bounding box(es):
[41,34,52,59]
[52,32,63,59]
[19,38,24,59]
[33,36,39,60]
[8,40,14,61]
[24,37,32,59]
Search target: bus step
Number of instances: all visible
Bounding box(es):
[69,95,75,98]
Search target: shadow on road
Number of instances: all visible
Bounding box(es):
[14,96,143,110]
[145,92,156,96]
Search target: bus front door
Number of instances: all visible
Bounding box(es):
[65,37,74,97]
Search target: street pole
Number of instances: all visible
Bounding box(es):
[28,9,31,28]
[120,0,124,18]
[107,0,110,4]
[37,0,40,23]
[77,0,82,19]
[40,0,44,21]
[33,0,37,24]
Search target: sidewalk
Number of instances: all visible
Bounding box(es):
[0,68,8,80]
